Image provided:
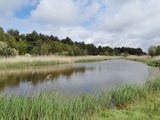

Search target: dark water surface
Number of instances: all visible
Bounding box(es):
[0,59,156,95]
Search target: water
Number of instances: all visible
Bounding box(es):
[0,59,156,95]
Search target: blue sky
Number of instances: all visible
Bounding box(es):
[0,0,160,52]
[15,5,36,19]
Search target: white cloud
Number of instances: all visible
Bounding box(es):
[31,0,78,24]
[91,0,160,51]
[0,0,36,17]
[1,0,160,52]
[0,0,21,17]
[31,0,102,24]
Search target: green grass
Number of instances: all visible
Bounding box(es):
[0,60,68,68]
[0,75,160,119]
[92,76,160,120]
[126,58,160,67]
[0,56,109,69]
[74,58,108,63]
[93,92,160,120]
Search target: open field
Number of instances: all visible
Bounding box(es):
[0,55,120,68]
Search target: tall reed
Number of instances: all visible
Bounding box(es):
[0,75,160,119]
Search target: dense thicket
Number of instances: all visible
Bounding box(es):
[0,27,145,56]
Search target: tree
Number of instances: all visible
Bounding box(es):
[7,29,19,41]
[0,41,8,56]
[50,41,63,54]
[26,31,39,52]
[61,37,74,45]
[7,48,18,56]
[5,33,17,49]
[156,45,160,55]
[148,45,157,57]
[0,27,6,42]
[40,42,50,55]
[86,44,97,55]
[18,39,27,55]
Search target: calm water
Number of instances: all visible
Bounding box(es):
[0,59,156,95]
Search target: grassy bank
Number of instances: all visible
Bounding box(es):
[0,74,160,119]
[126,55,160,67]
[0,55,119,68]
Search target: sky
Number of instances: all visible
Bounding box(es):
[0,0,160,52]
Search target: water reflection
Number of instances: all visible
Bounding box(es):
[0,59,157,95]
[0,66,92,92]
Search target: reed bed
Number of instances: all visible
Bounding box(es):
[0,55,119,68]
[0,75,160,119]
[126,55,160,67]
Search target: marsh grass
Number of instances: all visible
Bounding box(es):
[125,55,160,67]
[74,58,107,63]
[0,75,160,119]
[0,55,117,68]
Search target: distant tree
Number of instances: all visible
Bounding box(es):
[97,46,103,55]
[7,29,19,41]
[61,37,74,45]
[19,34,26,40]
[5,33,17,49]
[0,27,6,42]
[124,51,129,57]
[113,49,120,56]
[26,30,39,42]
[0,27,4,33]
[26,30,39,52]
[72,45,83,56]
[51,36,60,42]
[40,42,50,55]
[156,45,160,55]
[65,44,74,56]
[7,48,18,56]
[136,48,143,55]
[0,41,8,56]
[104,51,109,56]
[18,39,27,55]
[148,45,157,57]
[103,46,113,55]
[30,46,39,55]
[50,41,63,54]
[86,44,97,55]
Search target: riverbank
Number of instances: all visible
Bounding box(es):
[0,73,160,119]
[126,55,160,67]
[2,55,158,68]
[0,55,119,68]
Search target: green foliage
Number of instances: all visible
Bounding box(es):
[18,39,27,55]
[7,29,19,41]
[7,48,18,56]
[156,45,160,55]
[0,27,146,57]
[61,37,74,45]
[40,42,50,55]
[0,41,18,56]
[5,33,17,49]
[148,45,157,57]
[0,41,8,56]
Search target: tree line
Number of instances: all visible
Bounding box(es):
[0,27,146,57]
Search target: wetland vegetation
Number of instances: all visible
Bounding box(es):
[0,74,160,119]
[0,57,159,119]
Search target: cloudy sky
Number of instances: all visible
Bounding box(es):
[0,0,160,51]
